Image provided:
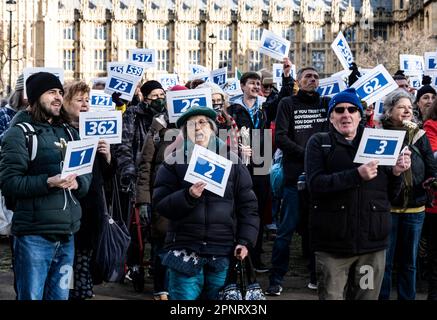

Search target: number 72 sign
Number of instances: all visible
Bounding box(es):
[184,144,233,197]
[353,128,406,166]
[61,138,99,178]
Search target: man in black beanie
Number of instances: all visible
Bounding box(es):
[0,71,91,300]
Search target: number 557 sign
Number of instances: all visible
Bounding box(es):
[353,128,406,166]
[184,145,233,197]
[351,64,398,106]
[166,87,213,123]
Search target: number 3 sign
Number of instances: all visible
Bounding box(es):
[184,145,233,197]
[353,128,406,166]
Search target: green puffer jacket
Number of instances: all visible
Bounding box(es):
[0,110,92,236]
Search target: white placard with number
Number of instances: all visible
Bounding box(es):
[23,67,64,99]
[61,139,99,179]
[400,54,425,76]
[272,63,296,83]
[184,144,233,197]
[373,99,385,121]
[104,71,139,101]
[259,29,290,61]
[79,111,122,144]
[89,90,115,112]
[210,67,228,86]
[188,64,210,81]
[158,74,179,90]
[331,31,354,70]
[123,61,146,80]
[425,52,437,73]
[223,78,242,97]
[107,62,125,74]
[409,76,422,90]
[353,128,406,166]
[351,64,398,106]
[166,88,213,123]
[317,76,347,97]
[128,49,157,69]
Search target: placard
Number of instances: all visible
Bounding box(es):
[317,76,347,97]
[79,111,122,144]
[331,31,354,70]
[61,139,99,178]
[89,90,115,112]
[353,128,406,166]
[211,67,227,86]
[107,62,125,74]
[259,29,291,61]
[184,144,233,197]
[351,64,398,106]
[425,52,437,73]
[166,88,213,123]
[223,78,242,97]
[273,63,296,83]
[128,49,157,69]
[104,71,139,101]
[158,74,179,90]
[400,54,425,76]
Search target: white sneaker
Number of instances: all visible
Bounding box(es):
[307,282,318,290]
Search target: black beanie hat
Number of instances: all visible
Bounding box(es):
[416,75,436,103]
[26,72,64,105]
[140,80,164,99]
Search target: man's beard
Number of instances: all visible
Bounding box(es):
[40,100,61,120]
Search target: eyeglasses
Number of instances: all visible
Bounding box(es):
[333,106,359,114]
[187,119,209,128]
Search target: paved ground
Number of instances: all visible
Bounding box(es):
[0,234,428,300]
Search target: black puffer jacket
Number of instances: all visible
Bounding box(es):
[305,126,403,255]
[152,145,259,257]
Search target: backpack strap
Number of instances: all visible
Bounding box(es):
[16,122,38,161]
[62,123,75,141]
[319,132,333,159]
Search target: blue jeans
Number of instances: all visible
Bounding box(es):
[168,265,228,300]
[14,235,74,300]
[379,212,425,300]
[269,186,300,285]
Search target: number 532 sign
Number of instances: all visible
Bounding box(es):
[351,64,398,106]
[353,128,406,166]
[184,145,233,197]
[79,111,123,144]
[166,87,213,123]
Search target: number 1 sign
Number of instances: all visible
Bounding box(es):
[351,64,398,106]
[61,138,99,178]
[184,144,233,197]
[259,29,291,61]
[353,128,406,166]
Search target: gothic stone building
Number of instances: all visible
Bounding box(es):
[0,0,436,94]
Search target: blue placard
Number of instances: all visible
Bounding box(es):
[108,78,133,94]
[85,120,117,136]
[110,65,124,73]
[364,139,397,156]
[263,37,286,56]
[275,68,282,78]
[69,148,94,167]
[132,53,153,63]
[125,64,144,77]
[429,58,437,70]
[317,83,341,96]
[91,95,112,107]
[336,39,353,67]
[356,73,389,99]
[173,97,207,114]
[213,74,226,86]
[194,157,225,184]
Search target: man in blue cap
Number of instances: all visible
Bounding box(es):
[304,88,412,299]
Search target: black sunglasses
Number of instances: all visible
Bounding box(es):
[333,106,359,114]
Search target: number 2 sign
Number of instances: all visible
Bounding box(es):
[61,139,99,178]
[351,64,398,106]
[184,144,233,197]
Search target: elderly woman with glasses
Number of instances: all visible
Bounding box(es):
[152,105,259,300]
[379,89,437,300]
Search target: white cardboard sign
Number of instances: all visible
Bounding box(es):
[210,67,228,86]
[89,90,115,112]
[273,63,296,83]
[259,29,291,61]
[317,76,347,97]
[158,74,179,90]
[351,64,398,106]
[184,144,233,197]
[79,111,122,144]
[166,88,213,123]
[128,49,157,69]
[353,128,406,166]
[61,139,99,179]
[400,54,425,76]
[104,71,139,101]
[331,31,354,70]
[425,52,437,72]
